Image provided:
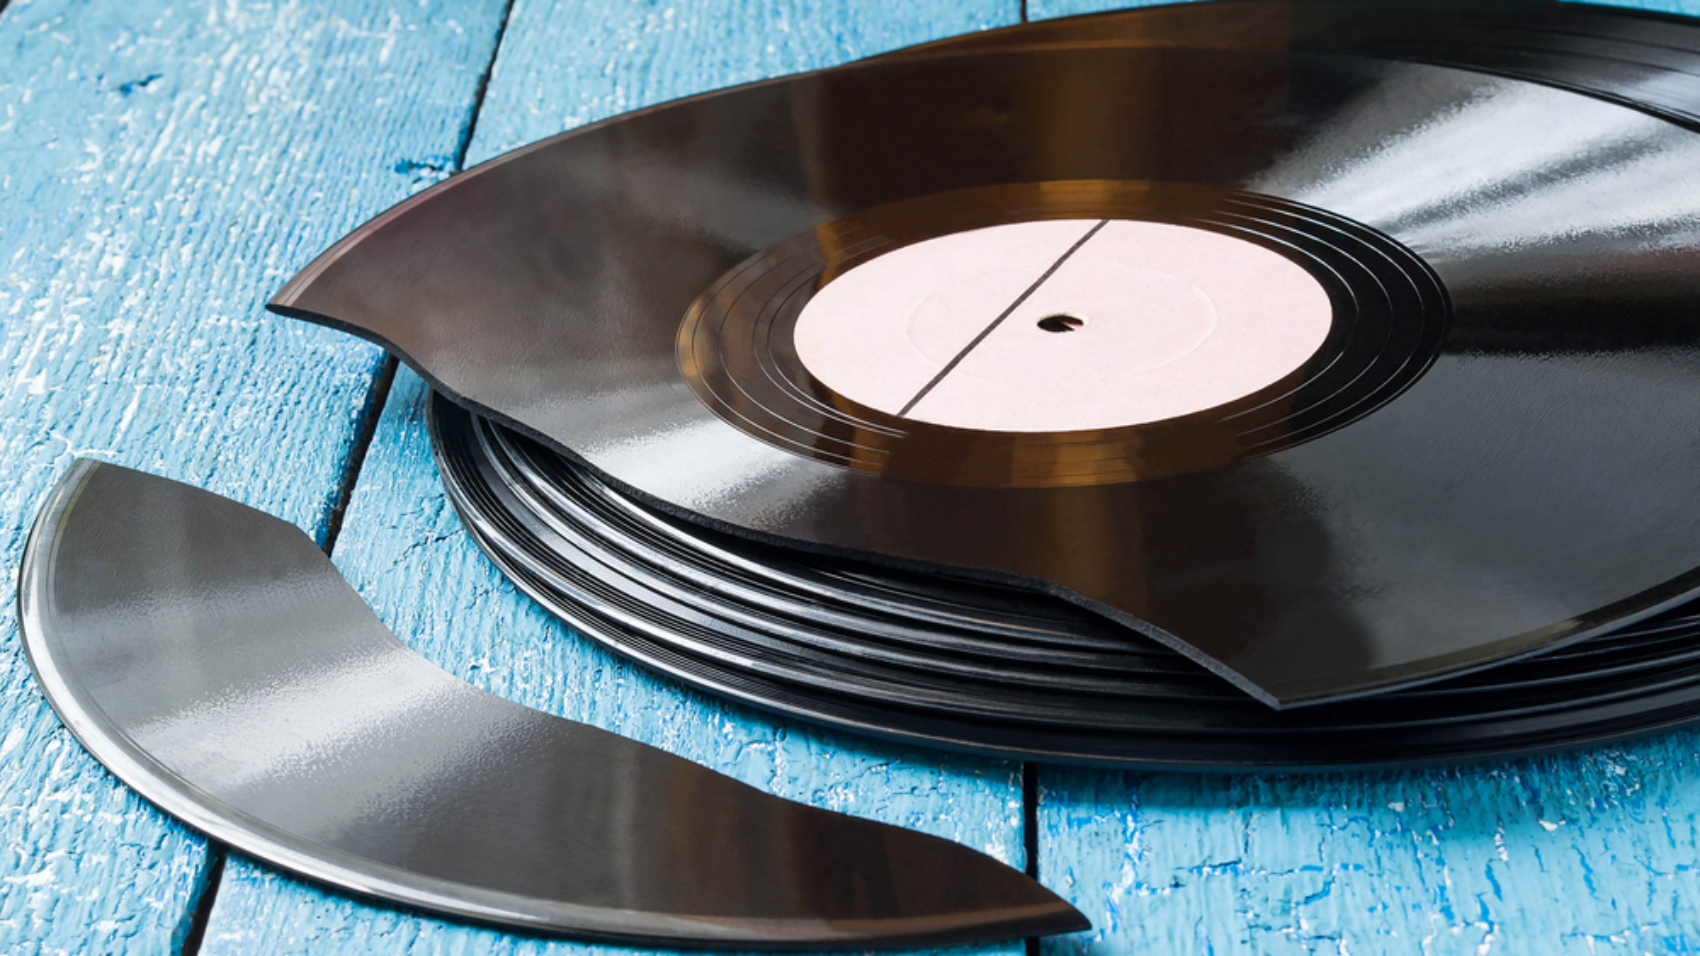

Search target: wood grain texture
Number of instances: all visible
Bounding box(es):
[196,6,1034,954]
[0,0,507,951]
[1039,737,1700,954]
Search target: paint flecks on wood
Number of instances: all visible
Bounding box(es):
[0,0,509,951]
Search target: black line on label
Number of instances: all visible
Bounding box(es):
[896,219,1108,417]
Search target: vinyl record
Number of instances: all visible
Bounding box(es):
[430,396,1700,771]
[270,0,1700,709]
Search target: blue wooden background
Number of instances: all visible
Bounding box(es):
[4,0,1700,952]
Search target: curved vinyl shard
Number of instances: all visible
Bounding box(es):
[267,0,1700,711]
[16,460,1086,947]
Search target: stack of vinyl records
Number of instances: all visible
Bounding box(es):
[271,0,1700,770]
[431,399,1700,770]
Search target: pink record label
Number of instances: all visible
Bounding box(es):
[793,220,1334,432]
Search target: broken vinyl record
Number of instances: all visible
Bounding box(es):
[19,460,1086,944]
[271,0,1700,722]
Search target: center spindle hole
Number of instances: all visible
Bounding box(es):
[1036,313,1086,333]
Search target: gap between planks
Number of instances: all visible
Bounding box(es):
[1023,762,1041,956]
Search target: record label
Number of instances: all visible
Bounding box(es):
[793,219,1333,432]
[678,180,1445,487]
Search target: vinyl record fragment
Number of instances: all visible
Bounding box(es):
[17,460,1086,946]
[271,0,1700,709]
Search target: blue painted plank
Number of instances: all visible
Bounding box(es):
[1039,737,1700,954]
[0,0,508,951]
[196,1,1052,953]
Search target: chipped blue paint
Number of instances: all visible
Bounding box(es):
[0,0,509,951]
[1040,740,1700,954]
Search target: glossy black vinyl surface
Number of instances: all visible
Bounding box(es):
[894,0,1700,129]
[16,460,1086,947]
[432,399,1700,771]
[272,1,1700,707]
